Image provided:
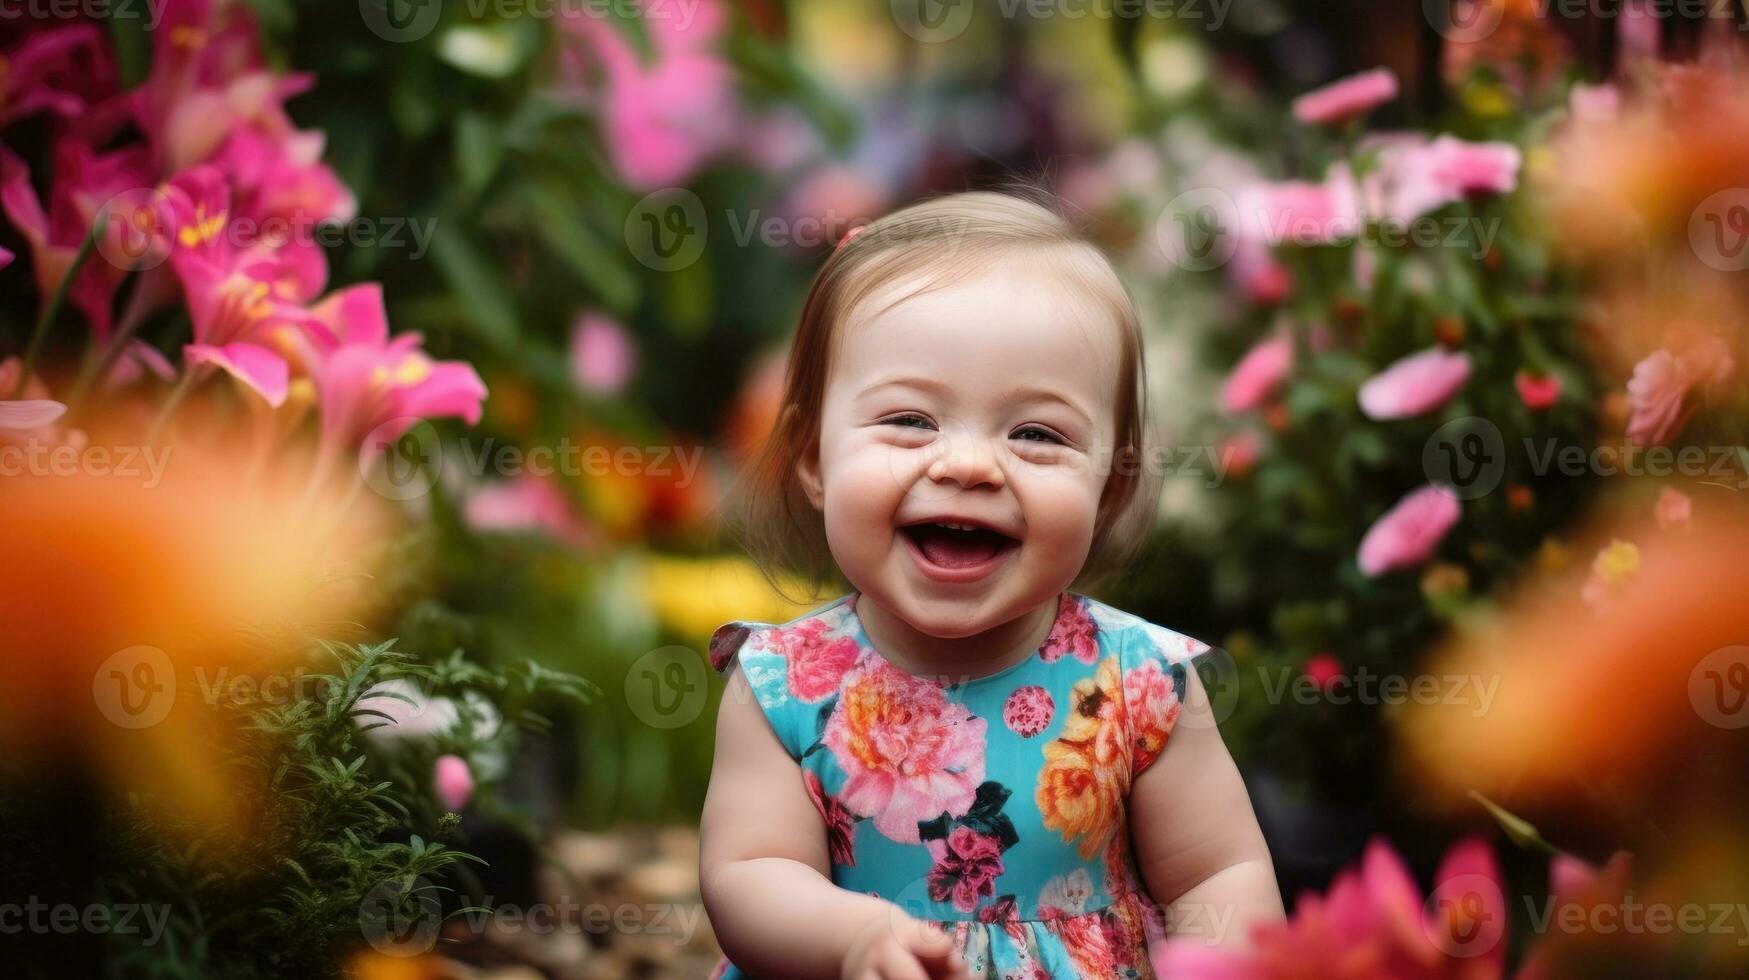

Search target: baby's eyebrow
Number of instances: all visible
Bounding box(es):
[855,375,1094,427]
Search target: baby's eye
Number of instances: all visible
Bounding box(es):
[881,413,936,431]
[1012,425,1065,445]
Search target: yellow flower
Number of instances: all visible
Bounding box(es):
[1590,539,1641,587]
[640,553,815,639]
[1036,656,1127,858]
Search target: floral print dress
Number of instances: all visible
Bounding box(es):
[706,590,1207,979]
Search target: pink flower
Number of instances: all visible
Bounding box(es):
[1218,429,1262,479]
[1514,371,1562,411]
[1236,177,1361,248]
[1302,653,1344,690]
[434,754,474,812]
[1568,82,1620,121]
[304,284,487,452]
[560,0,737,189]
[0,357,66,437]
[1233,235,1294,305]
[925,826,1004,913]
[763,619,862,703]
[1222,332,1294,414]
[1655,487,1692,530]
[0,25,118,129]
[163,170,326,407]
[1358,348,1471,419]
[1625,339,1732,447]
[1039,593,1099,665]
[465,473,592,548]
[823,658,987,844]
[1360,135,1521,226]
[1123,659,1183,772]
[0,141,154,340]
[570,313,637,394]
[1003,685,1055,738]
[1358,485,1461,577]
[1159,837,1507,979]
[1292,68,1399,126]
[803,770,858,867]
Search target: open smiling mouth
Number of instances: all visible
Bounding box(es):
[898,521,1021,571]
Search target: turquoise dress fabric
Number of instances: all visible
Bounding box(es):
[705,590,1206,979]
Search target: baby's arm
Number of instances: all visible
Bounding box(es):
[1128,663,1285,950]
[699,664,969,980]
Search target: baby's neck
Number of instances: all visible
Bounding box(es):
[853,593,1058,684]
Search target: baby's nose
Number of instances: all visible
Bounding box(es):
[925,434,1006,490]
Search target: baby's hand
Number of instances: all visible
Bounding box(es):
[841,912,972,980]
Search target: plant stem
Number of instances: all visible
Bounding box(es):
[65,276,158,414]
[147,368,200,443]
[10,219,103,399]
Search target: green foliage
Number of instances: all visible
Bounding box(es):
[82,638,594,978]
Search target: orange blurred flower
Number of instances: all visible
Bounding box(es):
[1402,495,1749,808]
[0,415,386,843]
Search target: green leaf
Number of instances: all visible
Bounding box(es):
[520,180,640,314]
[454,112,506,195]
[428,222,519,351]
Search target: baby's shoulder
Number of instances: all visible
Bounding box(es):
[1074,593,1212,669]
[706,592,858,677]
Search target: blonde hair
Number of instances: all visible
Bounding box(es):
[725,186,1162,604]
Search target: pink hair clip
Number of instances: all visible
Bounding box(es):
[835,224,866,251]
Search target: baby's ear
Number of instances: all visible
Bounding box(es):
[795,442,824,511]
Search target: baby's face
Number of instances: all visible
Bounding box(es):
[798,260,1123,639]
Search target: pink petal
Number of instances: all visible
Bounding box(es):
[1358,347,1471,419]
[1292,68,1400,126]
[0,399,67,430]
[1221,332,1294,414]
[434,754,474,811]
[185,341,290,407]
[1358,484,1461,577]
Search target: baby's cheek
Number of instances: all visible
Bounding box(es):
[1018,473,1101,551]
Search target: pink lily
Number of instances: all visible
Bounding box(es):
[1158,836,1507,979]
[162,168,328,407]
[304,284,487,453]
[0,141,156,340]
[1359,347,1472,419]
[0,25,120,131]
[1358,484,1461,577]
[0,356,66,439]
[559,0,737,189]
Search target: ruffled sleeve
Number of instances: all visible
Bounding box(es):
[709,620,809,761]
[1118,620,1206,779]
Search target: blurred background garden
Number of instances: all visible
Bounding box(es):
[3,0,1749,976]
